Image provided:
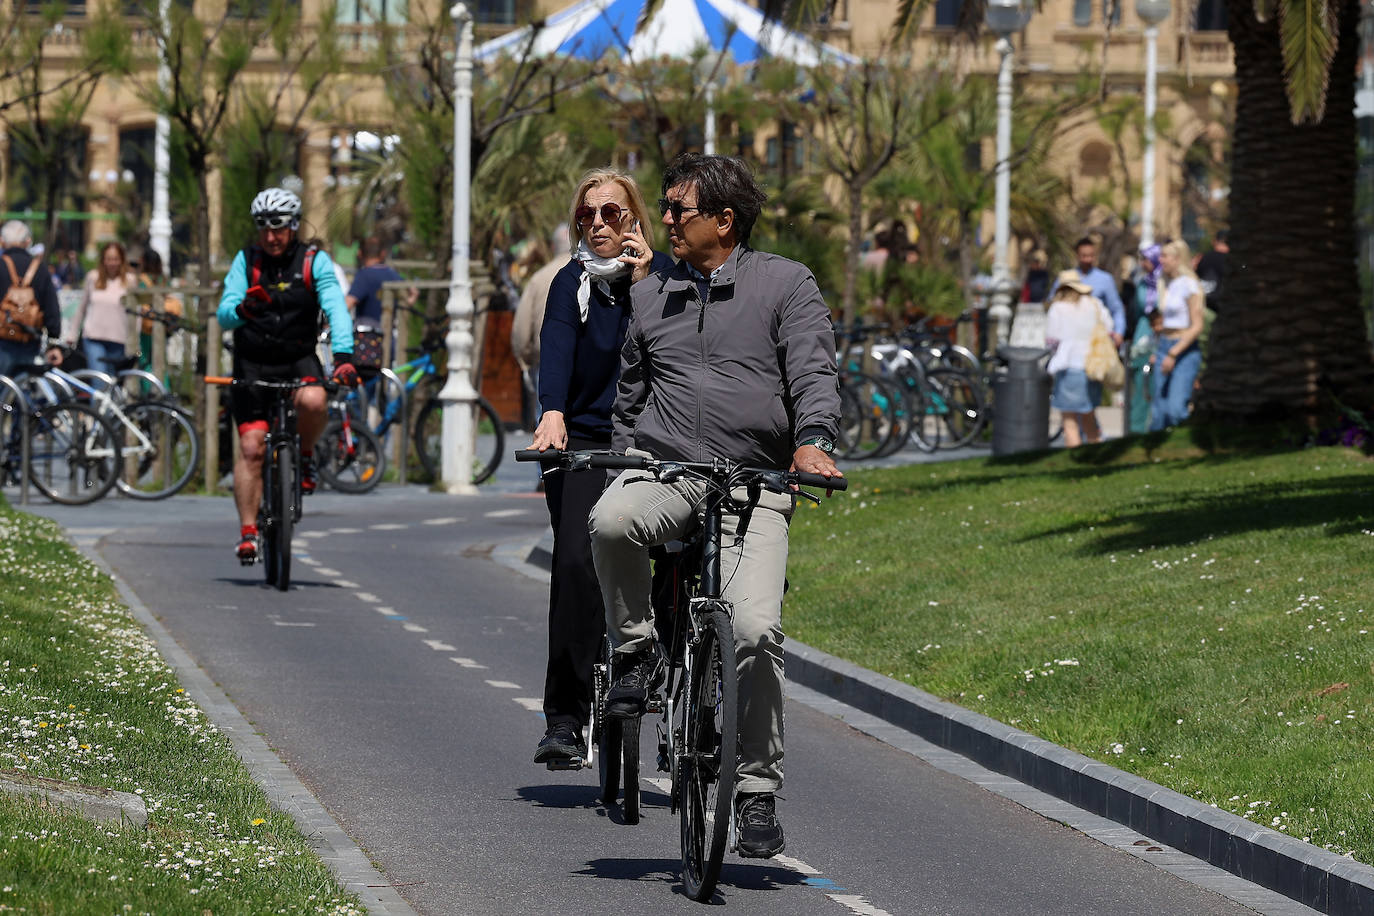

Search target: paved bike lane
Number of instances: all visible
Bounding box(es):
[32,488,1278,915]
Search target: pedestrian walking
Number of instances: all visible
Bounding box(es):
[1194,229,1229,313]
[1045,270,1112,447]
[1149,239,1206,430]
[1051,236,1126,345]
[511,225,571,433]
[527,169,672,766]
[69,241,135,374]
[0,221,63,377]
[346,238,416,382]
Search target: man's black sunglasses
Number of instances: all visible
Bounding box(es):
[657,197,702,222]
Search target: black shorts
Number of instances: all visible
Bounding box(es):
[230,353,324,431]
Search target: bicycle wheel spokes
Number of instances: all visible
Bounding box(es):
[117,403,198,500]
[927,368,988,449]
[413,396,505,485]
[679,606,737,902]
[28,403,120,505]
[317,420,385,494]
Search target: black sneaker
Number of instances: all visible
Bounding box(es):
[606,649,663,718]
[300,454,317,495]
[533,723,586,764]
[736,792,785,858]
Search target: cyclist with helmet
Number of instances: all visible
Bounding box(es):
[217,187,357,564]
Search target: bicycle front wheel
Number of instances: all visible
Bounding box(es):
[28,403,121,505]
[413,395,505,485]
[927,367,988,449]
[316,420,386,494]
[594,640,623,807]
[273,446,294,591]
[115,402,198,500]
[679,606,738,902]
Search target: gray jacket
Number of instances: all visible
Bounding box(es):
[612,245,840,470]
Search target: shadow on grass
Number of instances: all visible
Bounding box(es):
[1023,473,1374,554]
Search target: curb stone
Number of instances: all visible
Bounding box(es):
[523,531,1374,916]
[0,769,148,828]
[65,532,419,916]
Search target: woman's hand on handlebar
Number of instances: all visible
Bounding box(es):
[790,444,844,496]
[528,410,568,452]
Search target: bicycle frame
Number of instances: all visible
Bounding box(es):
[37,368,149,462]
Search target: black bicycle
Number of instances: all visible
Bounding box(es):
[208,376,343,590]
[516,448,845,901]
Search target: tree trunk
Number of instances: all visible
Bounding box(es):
[1195,0,1372,422]
[842,181,863,328]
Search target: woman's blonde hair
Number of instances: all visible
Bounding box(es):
[94,241,129,291]
[567,169,653,256]
[1161,239,1198,281]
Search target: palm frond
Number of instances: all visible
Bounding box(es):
[1275,0,1339,124]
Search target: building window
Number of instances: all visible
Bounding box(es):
[1101,0,1121,25]
[1194,0,1227,31]
[475,0,514,25]
[1073,0,1092,27]
[343,0,407,23]
[933,0,961,29]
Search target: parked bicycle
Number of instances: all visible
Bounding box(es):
[0,374,122,505]
[316,386,385,493]
[515,448,846,901]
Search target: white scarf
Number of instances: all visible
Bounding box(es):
[574,240,631,323]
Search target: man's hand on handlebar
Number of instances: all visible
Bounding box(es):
[790,445,843,497]
[330,357,359,388]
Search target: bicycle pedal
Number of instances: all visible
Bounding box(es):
[545,757,585,771]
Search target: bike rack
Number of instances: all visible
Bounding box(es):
[378,367,406,486]
[0,375,31,506]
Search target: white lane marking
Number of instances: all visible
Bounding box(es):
[774,854,820,876]
[316,568,342,577]
[451,657,487,669]
[273,621,316,628]
[370,523,407,530]
[825,895,894,916]
[297,557,319,566]
[376,606,401,617]
[301,531,328,539]
[355,592,380,603]
[422,517,460,525]
[423,639,456,652]
[484,509,526,518]
[485,680,520,689]
[514,697,543,712]
[402,623,429,633]
[330,527,363,534]
[333,579,359,589]
[646,777,672,793]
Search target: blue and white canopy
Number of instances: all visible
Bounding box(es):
[475,0,856,67]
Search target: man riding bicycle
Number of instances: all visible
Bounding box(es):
[589,154,842,859]
[217,187,357,563]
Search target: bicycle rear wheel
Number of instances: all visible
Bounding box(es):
[593,640,622,806]
[621,715,641,825]
[413,395,504,485]
[316,420,385,493]
[927,367,988,449]
[679,605,738,902]
[28,403,121,505]
[115,402,198,500]
[273,446,294,591]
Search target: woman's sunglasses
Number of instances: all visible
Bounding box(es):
[575,202,628,229]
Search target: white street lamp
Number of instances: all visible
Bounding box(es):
[985,0,1030,348]
[440,3,479,494]
[1137,0,1171,249]
[150,0,172,271]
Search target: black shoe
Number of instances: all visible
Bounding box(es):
[533,723,587,764]
[300,454,317,495]
[606,649,662,718]
[736,792,785,858]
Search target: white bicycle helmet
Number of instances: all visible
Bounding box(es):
[250,187,301,230]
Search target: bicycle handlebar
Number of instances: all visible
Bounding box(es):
[514,449,848,492]
[205,376,349,392]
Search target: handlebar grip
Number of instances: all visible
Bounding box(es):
[587,454,650,470]
[514,449,562,462]
[204,376,233,386]
[793,471,847,491]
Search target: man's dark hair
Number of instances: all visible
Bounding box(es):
[662,153,768,244]
[1213,229,1229,245]
[1074,236,1096,251]
[359,237,384,262]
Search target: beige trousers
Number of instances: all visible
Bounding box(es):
[588,469,794,794]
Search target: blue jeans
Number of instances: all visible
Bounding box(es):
[0,338,40,378]
[82,338,127,375]
[1149,338,1201,430]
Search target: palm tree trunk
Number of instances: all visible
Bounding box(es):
[1195,0,1371,422]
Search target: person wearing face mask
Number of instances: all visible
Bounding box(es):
[526,169,673,767]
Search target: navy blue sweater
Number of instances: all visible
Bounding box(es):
[538,253,674,441]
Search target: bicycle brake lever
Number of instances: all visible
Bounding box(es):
[659,462,685,483]
[568,453,592,473]
[795,488,822,506]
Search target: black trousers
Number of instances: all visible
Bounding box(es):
[542,434,609,730]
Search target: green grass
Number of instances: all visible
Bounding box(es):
[787,430,1374,863]
[0,502,364,915]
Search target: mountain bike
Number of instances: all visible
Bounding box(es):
[207,376,344,590]
[0,377,122,505]
[515,448,846,901]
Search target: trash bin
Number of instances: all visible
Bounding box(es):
[991,345,1052,455]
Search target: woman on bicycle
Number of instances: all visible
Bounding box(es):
[527,169,672,766]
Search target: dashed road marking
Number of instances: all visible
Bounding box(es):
[333,579,359,589]
[423,639,456,652]
[329,527,363,534]
[485,680,520,689]
[376,607,401,617]
[451,657,487,669]
[273,621,316,628]
[402,623,429,633]
[422,517,460,525]
[825,895,894,916]
[484,509,526,518]
[302,531,328,539]
[297,557,319,566]
[369,523,407,530]
[514,697,543,712]
[355,592,380,603]
[316,568,342,577]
